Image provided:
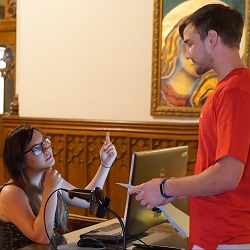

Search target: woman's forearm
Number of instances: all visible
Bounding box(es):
[85,164,110,190]
[32,191,58,244]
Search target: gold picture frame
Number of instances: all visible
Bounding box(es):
[151,0,250,117]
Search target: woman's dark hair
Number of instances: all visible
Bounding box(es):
[3,124,34,188]
[3,124,67,230]
[179,4,244,49]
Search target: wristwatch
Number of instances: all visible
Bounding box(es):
[160,178,173,198]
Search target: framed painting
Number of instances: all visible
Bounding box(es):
[151,0,250,117]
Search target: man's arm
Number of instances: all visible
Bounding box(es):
[128,155,245,209]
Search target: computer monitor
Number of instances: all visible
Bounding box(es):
[124,145,189,236]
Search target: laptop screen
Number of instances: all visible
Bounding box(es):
[123,146,189,237]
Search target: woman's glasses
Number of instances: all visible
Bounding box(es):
[24,136,51,156]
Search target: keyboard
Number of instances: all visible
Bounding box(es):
[87,222,121,233]
[80,222,123,243]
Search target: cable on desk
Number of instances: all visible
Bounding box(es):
[105,207,127,250]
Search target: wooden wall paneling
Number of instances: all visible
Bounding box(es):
[66,133,88,216]
[0,114,4,184]
[0,115,199,219]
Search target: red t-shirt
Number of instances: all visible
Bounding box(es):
[189,68,250,249]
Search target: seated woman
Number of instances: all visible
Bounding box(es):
[0,124,117,249]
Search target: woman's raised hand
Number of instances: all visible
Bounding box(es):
[100,132,117,168]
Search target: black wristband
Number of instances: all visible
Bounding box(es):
[101,164,111,169]
[160,178,173,198]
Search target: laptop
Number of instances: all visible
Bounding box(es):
[80,146,189,243]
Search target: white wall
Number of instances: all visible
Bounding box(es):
[16,0,198,123]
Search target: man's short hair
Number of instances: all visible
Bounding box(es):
[179,4,244,48]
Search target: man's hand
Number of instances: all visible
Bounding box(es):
[128,178,176,209]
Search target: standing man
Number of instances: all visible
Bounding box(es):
[128,4,250,249]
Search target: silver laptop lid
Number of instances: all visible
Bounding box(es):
[123,146,188,236]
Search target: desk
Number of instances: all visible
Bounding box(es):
[20,218,188,250]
